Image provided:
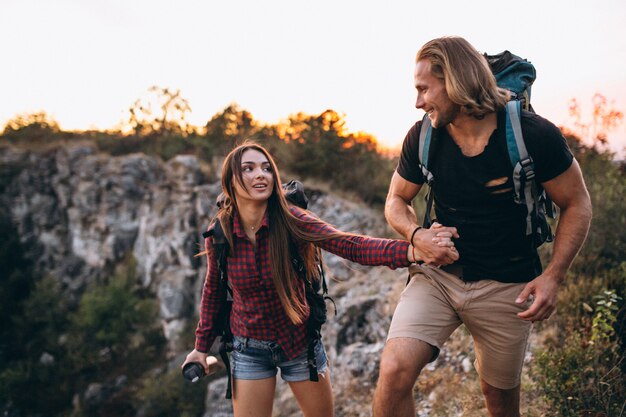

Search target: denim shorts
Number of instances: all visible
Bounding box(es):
[231,336,328,382]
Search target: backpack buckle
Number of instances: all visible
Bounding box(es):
[519,157,535,181]
[420,165,434,186]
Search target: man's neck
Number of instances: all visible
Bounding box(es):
[446,112,498,157]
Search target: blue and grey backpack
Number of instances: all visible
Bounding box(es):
[418,51,555,248]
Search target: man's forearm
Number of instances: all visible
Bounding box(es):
[544,203,592,280]
[385,195,420,240]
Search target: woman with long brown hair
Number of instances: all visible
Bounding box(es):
[182,142,452,416]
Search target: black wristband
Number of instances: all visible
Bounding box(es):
[410,226,422,245]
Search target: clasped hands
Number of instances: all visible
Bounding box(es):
[411,222,459,267]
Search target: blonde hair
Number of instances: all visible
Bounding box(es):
[416,36,510,118]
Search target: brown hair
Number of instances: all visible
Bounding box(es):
[213,141,344,325]
[416,36,510,118]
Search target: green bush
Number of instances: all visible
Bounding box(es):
[565,134,626,274]
[134,367,206,417]
[532,137,626,416]
[1,252,167,416]
[535,285,625,416]
[65,256,165,380]
[1,274,74,415]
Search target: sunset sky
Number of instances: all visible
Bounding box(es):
[1,0,625,156]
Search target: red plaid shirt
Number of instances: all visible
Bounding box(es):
[195,206,409,359]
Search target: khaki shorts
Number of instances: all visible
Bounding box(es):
[388,264,533,389]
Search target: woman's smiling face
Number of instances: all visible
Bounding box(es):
[232,148,275,204]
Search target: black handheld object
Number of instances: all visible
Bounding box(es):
[182,362,206,382]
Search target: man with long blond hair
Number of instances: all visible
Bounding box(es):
[373,36,592,417]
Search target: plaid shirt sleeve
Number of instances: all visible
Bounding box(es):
[291,206,410,269]
[194,232,222,353]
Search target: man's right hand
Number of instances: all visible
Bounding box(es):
[412,222,459,266]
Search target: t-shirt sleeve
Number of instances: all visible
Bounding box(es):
[396,122,425,185]
[521,111,574,183]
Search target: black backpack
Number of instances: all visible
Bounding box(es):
[202,180,334,399]
[418,51,555,248]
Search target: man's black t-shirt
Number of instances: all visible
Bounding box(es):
[397,108,574,283]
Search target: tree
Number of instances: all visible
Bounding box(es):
[278,109,393,203]
[1,111,60,140]
[123,86,194,137]
[204,103,257,152]
[283,109,348,179]
[568,93,624,150]
[561,129,626,273]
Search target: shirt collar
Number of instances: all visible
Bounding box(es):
[232,209,269,238]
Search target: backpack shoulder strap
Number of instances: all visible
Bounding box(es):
[205,220,229,281]
[418,115,436,228]
[504,100,529,166]
[505,100,535,235]
[504,100,557,243]
[288,239,335,383]
[288,240,324,293]
[418,115,434,184]
[203,219,234,399]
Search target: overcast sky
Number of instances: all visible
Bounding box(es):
[1,0,625,155]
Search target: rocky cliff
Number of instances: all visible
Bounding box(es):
[1,143,477,416]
